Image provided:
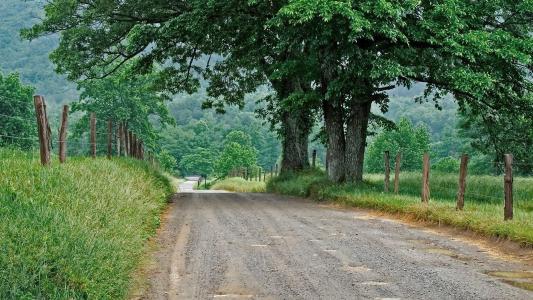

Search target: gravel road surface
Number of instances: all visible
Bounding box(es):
[140,190,533,300]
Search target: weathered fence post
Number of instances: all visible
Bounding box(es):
[270,165,273,179]
[275,164,279,176]
[421,152,430,203]
[504,154,513,220]
[312,149,317,168]
[90,113,96,158]
[107,119,113,159]
[33,95,51,166]
[384,151,390,192]
[58,104,69,163]
[258,169,262,181]
[394,152,401,194]
[456,154,469,210]
[263,169,266,182]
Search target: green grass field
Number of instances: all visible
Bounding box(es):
[211,177,266,193]
[0,149,173,299]
[268,170,533,247]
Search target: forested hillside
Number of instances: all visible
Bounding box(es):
[0,0,77,106]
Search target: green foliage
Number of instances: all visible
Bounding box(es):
[71,65,174,155]
[214,131,258,177]
[0,148,173,299]
[0,71,36,149]
[157,149,178,175]
[366,118,430,172]
[20,0,533,181]
[268,170,533,246]
[458,101,533,175]
[161,94,281,176]
[179,148,215,176]
[224,130,252,147]
[432,157,460,173]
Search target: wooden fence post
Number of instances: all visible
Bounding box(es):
[33,95,51,166]
[58,104,69,164]
[384,151,390,192]
[312,149,317,168]
[107,119,112,159]
[90,113,96,158]
[394,152,401,194]
[43,97,52,154]
[456,154,469,210]
[264,169,266,182]
[421,152,430,203]
[504,154,513,220]
[275,164,278,176]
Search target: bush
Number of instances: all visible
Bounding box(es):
[432,156,459,172]
[365,118,431,172]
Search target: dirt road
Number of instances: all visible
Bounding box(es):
[139,189,533,299]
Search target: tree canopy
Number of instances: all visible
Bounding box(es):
[24,0,533,181]
[0,71,36,149]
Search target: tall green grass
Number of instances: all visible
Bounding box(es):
[268,170,533,246]
[364,172,533,211]
[0,149,173,299]
[211,177,266,192]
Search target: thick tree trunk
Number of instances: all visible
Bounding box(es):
[323,100,346,183]
[345,100,372,183]
[280,109,311,173]
[269,77,312,175]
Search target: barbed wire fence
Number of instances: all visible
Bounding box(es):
[0,95,158,189]
[378,151,533,221]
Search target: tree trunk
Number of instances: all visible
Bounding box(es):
[323,99,346,183]
[280,108,311,173]
[345,101,371,183]
[271,78,312,175]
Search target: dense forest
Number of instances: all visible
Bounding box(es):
[1,0,531,177]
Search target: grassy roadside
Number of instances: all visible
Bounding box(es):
[268,170,533,247]
[0,149,174,299]
[211,177,266,192]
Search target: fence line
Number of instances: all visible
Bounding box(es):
[2,95,155,166]
[381,150,525,221]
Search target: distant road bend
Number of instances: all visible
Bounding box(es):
[140,180,533,299]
